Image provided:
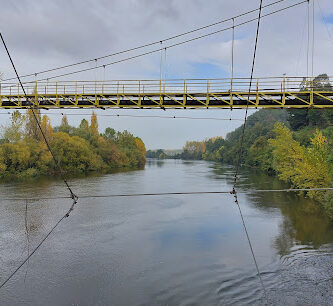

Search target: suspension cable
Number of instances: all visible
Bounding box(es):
[311,0,315,78]
[2,0,290,82]
[307,0,310,77]
[231,0,269,304]
[17,1,307,83]
[0,32,78,289]
[0,33,77,203]
[231,18,235,79]
[2,187,333,202]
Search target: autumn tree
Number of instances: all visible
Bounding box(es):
[135,137,146,166]
[269,122,330,201]
[39,115,53,144]
[0,112,147,179]
[25,108,42,141]
[90,112,99,136]
[181,141,206,160]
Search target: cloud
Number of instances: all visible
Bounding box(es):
[1,0,333,148]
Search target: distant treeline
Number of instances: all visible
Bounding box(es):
[146,149,181,159]
[149,74,333,217]
[0,111,146,180]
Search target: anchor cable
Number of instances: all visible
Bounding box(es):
[0,32,78,289]
[231,0,269,304]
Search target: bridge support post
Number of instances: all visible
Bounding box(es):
[160,79,162,106]
[18,82,21,106]
[310,77,314,106]
[35,81,38,107]
[183,80,187,107]
[256,79,259,107]
[75,82,78,106]
[95,80,97,106]
[206,80,209,106]
[281,80,285,106]
[230,78,233,107]
[117,81,120,106]
[56,81,59,106]
[138,80,141,107]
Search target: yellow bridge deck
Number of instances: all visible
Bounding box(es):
[1,77,333,109]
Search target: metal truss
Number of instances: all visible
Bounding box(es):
[1,77,333,109]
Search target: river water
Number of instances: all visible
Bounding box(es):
[0,159,332,305]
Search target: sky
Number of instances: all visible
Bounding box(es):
[1,0,333,149]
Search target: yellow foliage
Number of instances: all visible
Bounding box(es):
[39,115,53,145]
[269,123,330,201]
[25,108,41,140]
[135,138,146,155]
[90,112,99,136]
[268,122,304,183]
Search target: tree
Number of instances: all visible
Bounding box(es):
[296,130,330,200]
[75,119,90,140]
[181,141,206,160]
[269,123,330,201]
[2,111,25,143]
[102,127,116,142]
[50,132,103,173]
[135,137,146,166]
[90,112,99,136]
[39,115,53,144]
[0,112,147,179]
[269,122,304,183]
[95,136,126,167]
[25,108,41,141]
[287,74,333,130]
[287,109,309,131]
[57,115,71,134]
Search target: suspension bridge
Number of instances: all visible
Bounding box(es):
[1,1,332,303]
[1,76,333,109]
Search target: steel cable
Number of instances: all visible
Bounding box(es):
[0,32,78,289]
[2,0,289,82]
[231,0,269,304]
[20,1,307,82]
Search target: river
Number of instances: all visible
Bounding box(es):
[0,159,332,305]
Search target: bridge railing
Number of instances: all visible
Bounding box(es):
[0,76,330,96]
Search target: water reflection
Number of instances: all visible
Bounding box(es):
[0,160,332,305]
[211,163,333,254]
[146,158,165,167]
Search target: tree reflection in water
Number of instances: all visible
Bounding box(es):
[211,163,333,256]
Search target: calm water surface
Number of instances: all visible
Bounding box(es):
[0,159,332,305]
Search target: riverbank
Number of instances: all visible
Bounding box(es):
[148,106,333,218]
[0,111,146,181]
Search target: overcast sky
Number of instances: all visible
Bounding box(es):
[1,0,333,149]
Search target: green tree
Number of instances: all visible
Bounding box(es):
[287,74,333,130]
[2,111,25,143]
[74,118,90,140]
[57,115,71,134]
[102,127,116,142]
[50,132,103,173]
